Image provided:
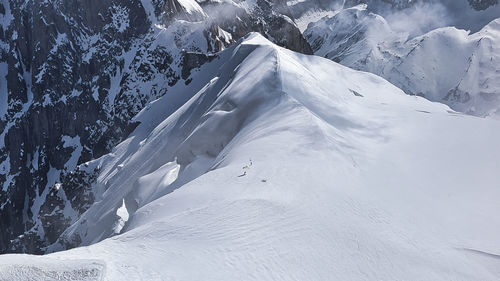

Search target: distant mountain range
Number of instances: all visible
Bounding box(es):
[304,5,500,116]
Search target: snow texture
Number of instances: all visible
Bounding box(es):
[1,33,500,280]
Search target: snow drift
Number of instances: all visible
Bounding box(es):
[1,33,500,280]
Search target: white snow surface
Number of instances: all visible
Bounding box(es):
[2,33,500,280]
[304,6,500,117]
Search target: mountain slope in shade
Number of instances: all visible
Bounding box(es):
[1,33,499,280]
[304,5,500,117]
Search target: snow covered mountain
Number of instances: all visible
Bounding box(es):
[289,0,500,33]
[304,5,500,117]
[1,33,500,281]
[0,0,311,254]
[1,0,500,279]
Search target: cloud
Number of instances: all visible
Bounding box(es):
[381,2,452,38]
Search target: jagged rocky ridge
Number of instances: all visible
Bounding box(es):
[0,0,311,254]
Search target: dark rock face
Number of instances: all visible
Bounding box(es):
[468,0,498,10]
[0,0,151,254]
[0,0,311,254]
[182,51,217,80]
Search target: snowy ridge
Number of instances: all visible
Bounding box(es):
[304,6,500,117]
[1,33,500,280]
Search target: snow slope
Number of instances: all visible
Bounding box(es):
[1,33,500,280]
[305,6,500,117]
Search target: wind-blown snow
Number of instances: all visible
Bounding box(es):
[1,33,500,280]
